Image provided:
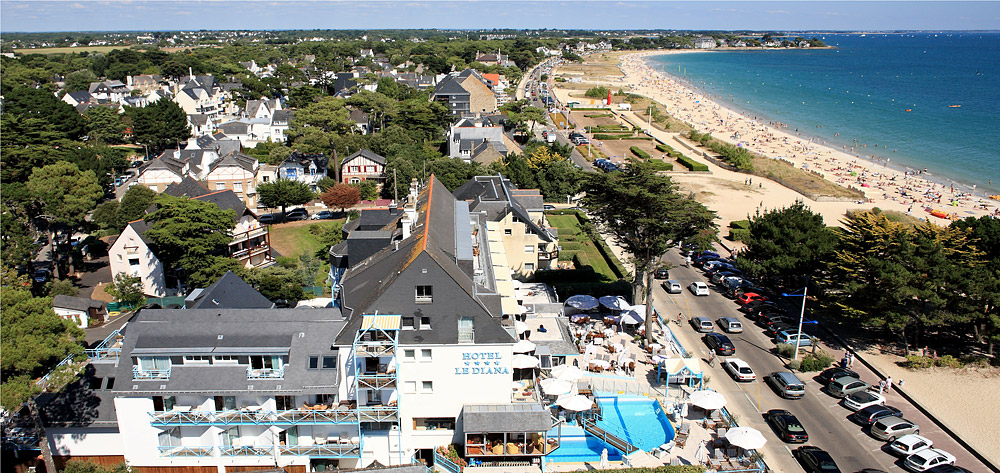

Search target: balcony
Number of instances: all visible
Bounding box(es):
[537,249,559,261]
[149,407,360,426]
[356,342,394,358]
[279,444,360,457]
[357,406,398,423]
[158,445,214,457]
[357,373,396,390]
[220,444,274,456]
[133,367,170,380]
[247,366,284,379]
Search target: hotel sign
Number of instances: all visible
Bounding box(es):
[455,351,510,375]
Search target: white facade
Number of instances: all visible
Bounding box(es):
[108,223,167,297]
[48,428,123,456]
[53,306,93,329]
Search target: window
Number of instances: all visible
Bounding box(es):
[214,396,236,411]
[250,355,282,370]
[458,317,475,343]
[214,355,237,364]
[105,377,115,390]
[403,349,416,360]
[152,395,175,411]
[415,285,433,303]
[158,427,181,448]
[88,377,104,390]
[321,355,337,369]
[184,355,211,364]
[138,356,170,373]
[116,254,122,262]
[129,258,140,266]
[420,316,432,330]
[413,417,455,430]
[275,395,295,411]
[402,316,415,330]
[525,245,534,253]
[525,263,535,271]
[504,228,513,235]
[216,182,226,190]
[403,381,417,393]
[308,356,320,369]
[233,182,243,192]
[421,349,433,360]
[421,381,434,393]
[220,426,240,447]
[538,243,547,252]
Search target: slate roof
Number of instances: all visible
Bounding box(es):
[65,90,92,104]
[36,362,119,427]
[210,151,257,174]
[125,220,153,245]
[349,108,369,124]
[463,403,551,433]
[283,151,329,171]
[163,177,212,198]
[185,271,273,309]
[193,190,247,222]
[432,75,470,96]
[272,109,294,124]
[188,113,210,126]
[114,308,347,395]
[179,74,218,91]
[218,120,251,135]
[333,74,357,94]
[454,175,554,242]
[342,148,386,166]
[53,295,105,312]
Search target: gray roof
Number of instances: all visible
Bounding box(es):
[283,151,329,171]
[37,361,120,427]
[193,190,247,222]
[188,113,210,126]
[163,176,211,198]
[65,90,92,104]
[218,120,251,135]
[432,75,470,97]
[210,151,257,174]
[53,294,105,312]
[454,175,555,242]
[272,109,294,124]
[343,148,386,166]
[463,403,552,433]
[114,308,346,395]
[186,271,274,310]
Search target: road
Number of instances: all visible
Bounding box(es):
[648,247,993,473]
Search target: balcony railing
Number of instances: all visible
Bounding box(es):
[538,249,559,260]
[357,406,398,423]
[357,373,396,390]
[158,445,214,457]
[247,366,284,379]
[220,444,274,456]
[133,367,171,380]
[150,408,360,426]
[356,342,394,357]
[280,444,360,457]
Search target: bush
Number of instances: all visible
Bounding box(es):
[730,220,750,229]
[936,355,963,369]
[592,133,633,140]
[902,355,935,369]
[776,343,796,358]
[584,113,613,118]
[799,350,834,372]
[645,160,674,171]
[630,146,651,160]
[585,86,610,98]
[677,155,709,172]
[728,228,750,241]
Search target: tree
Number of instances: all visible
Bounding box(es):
[27,161,103,229]
[84,106,126,144]
[63,69,98,93]
[524,145,563,170]
[62,459,129,473]
[104,273,146,310]
[144,194,236,287]
[49,279,79,297]
[117,184,157,227]
[2,86,86,141]
[255,266,306,302]
[355,180,379,201]
[583,162,718,342]
[321,184,360,213]
[739,201,838,288]
[92,201,121,231]
[1,203,37,268]
[129,99,190,151]
[257,179,315,216]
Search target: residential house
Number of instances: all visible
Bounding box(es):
[187,114,214,135]
[340,149,386,184]
[447,115,508,164]
[430,69,498,117]
[89,80,130,103]
[239,60,261,75]
[693,37,717,49]
[205,151,260,207]
[188,134,242,160]
[184,270,274,309]
[53,295,107,329]
[127,74,164,94]
[350,109,370,135]
[108,220,167,297]
[270,109,293,142]
[454,175,559,279]
[278,151,329,191]
[61,91,93,107]
[173,72,226,121]
[136,148,220,191]
[475,50,517,68]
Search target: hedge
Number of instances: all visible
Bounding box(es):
[655,143,678,156]
[728,228,750,241]
[583,113,614,118]
[646,160,674,171]
[587,125,630,133]
[592,133,634,140]
[630,146,651,160]
[677,155,709,172]
[730,219,750,229]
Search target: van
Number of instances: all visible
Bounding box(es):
[717,317,743,333]
[690,316,714,332]
[767,371,806,399]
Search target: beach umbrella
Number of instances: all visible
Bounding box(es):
[652,354,670,364]
[541,378,574,396]
[694,440,709,463]
[725,427,767,450]
[599,296,627,311]
[552,365,585,381]
[689,390,727,411]
[565,295,599,310]
[512,340,536,353]
[514,321,530,334]
[621,308,644,325]
[512,354,540,369]
[556,394,595,412]
[600,448,609,469]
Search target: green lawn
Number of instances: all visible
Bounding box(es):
[268,220,344,260]
[546,214,619,281]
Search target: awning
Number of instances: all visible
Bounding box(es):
[463,403,551,433]
[361,314,401,331]
[660,357,702,375]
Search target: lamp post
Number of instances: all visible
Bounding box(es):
[647,104,653,135]
[781,280,809,362]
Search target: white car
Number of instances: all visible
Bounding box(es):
[842,389,886,411]
[889,434,933,457]
[688,282,710,296]
[723,358,756,382]
[904,448,955,472]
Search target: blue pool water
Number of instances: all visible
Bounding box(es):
[546,435,623,463]
[595,397,675,452]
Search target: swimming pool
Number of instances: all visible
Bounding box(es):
[595,396,675,452]
[546,435,622,463]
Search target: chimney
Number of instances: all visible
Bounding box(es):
[189,67,193,80]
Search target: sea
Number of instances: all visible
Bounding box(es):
[645,33,1000,195]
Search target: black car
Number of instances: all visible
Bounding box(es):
[654,268,669,279]
[759,313,793,328]
[703,333,736,356]
[794,446,841,473]
[33,268,51,283]
[817,367,860,386]
[741,299,777,315]
[927,466,973,473]
[766,409,809,443]
[852,405,903,425]
[694,255,724,267]
[764,321,795,338]
[285,208,309,221]
[258,214,279,224]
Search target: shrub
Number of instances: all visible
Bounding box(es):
[630,146,651,160]
[799,350,834,372]
[728,228,750,241]
[730,220,750,229]
[592,133,633,140]
[776,343,796,358]
[584,113,613,118]
[645,160,674,171]
[584,86,610,98]
[902,355,935,369]
[936,355,963,369]
[677,155,709,172]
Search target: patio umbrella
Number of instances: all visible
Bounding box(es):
[599,296,627,311]
[514,321,530,333]
[621,305,646,325]
[565,295,599,310]
[518,305,530,314]
[600,448,609,469]
[512,354,540,369]
[512,340,536,353]
[541,378,574,396]
[694,440,709,464]
[652,354,670,364]
[551,365,584,381]
[725,427,767,450]
[689,390,727,410]
[556,394,595,412]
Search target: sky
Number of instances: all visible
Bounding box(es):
[2,1,999,33]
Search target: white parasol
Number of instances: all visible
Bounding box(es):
[540,378,574,396]
[511,354,540,369]
[556,394,595,412]
[512,339,537,353]
[551,365,585,381]
[589,359,611,370]
[621,305,646,325]
[514,321,530,333]
[600,448,609,469]
[689,390,727,411]
[652,354,670,364]
[725,426,767,450]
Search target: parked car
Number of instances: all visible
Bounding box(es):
[842,389,885,411]
[764,322,795,338]
[794,446,841,473]
[717,317,743,333]
[852,405,903,425]
[766,409,809,443]
[654,268,670,279]
[711,271,741,285]
[285,208,309,221]
[33,268,51,283]
[543,204,556,210]
[741,299,778,315]
[759,312,792,326]
[737,292,768,305]
[723,358,756,381]
[258,214,279,224]
[310,210,333,220]
[703,333,736,356]
[829,376,870,398]
[817,367,860,386]
[690,316,714,332]
[775,330,815,347]
[904,449,955,472]
[889,434,933,457]
[871,417,919,441]
[767,371,806,399]
[661,280,682,294]
[688,282,710,296]
[926,466,973,473]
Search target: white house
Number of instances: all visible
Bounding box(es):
[52,295,107,329]
[109,221,167,297]
[278,152,329,191]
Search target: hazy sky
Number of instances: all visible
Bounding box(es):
[2,1,999,33]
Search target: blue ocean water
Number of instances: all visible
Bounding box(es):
[645,33,1000,195]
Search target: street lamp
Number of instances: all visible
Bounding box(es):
[647,104,653,135]
[781,280,809,362]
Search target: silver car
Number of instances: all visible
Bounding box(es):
[871,417,920,441]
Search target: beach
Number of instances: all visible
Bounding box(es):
[551,51,999,231]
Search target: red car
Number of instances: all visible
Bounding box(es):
[737,292,767,305]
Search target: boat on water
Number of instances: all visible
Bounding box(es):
[948,105,961,108]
